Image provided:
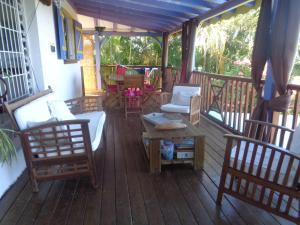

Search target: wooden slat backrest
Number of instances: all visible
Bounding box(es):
[124,75,144,90]
[4,88,53,131]
[244,119,294,149]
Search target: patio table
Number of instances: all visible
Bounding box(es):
[141,113,205,173]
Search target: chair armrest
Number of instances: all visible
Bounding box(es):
[21,120,93,159]
[160,92,172,105]
[65,96,104,115]
[190,95,201,114]
[223,134,300,188]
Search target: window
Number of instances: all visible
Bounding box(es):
[0,0,32,104]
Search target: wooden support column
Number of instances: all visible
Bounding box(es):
[181,20,197,83]
[94,35,107,90]
[161,32,169,91]
[94,34,102,90]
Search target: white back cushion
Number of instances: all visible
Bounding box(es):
[290,124,300,155]
[171,92,190,106]
[48,100,76,121]
[14,94,54,130]
[171,86,201,106]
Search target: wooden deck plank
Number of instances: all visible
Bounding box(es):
[168,170,214,225]
[152,175,182,225]
[66,178,89,225]
[121,117,149,225]
[15,182,52,225]
[114,118,133,225]
[0,181,33,225]
[0,172,28,221]
[83,131,106,225]
[125,118,165,225]
[174,169,231,225]
[34,181,65,225]
[154,171,198,225]
[48,179,79,225]
[100,115,117,225]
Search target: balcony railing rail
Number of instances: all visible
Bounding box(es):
[165,68,300,133]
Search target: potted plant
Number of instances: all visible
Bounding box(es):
[0,128,16,164]
[0,74,16,164]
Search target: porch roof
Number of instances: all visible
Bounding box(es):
[69,0,259,34]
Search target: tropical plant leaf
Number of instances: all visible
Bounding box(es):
[0,129,17,164]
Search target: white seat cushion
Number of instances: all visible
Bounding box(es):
[33,111,106,158]
[290,124,300,155]
[14,93,54,130]
[160,103,190,114]
[230,141,296,186]
[75,111,106,151]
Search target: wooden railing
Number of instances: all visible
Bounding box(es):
[165,68,300,133]
[101,65,162,88]
[190,71,258,133]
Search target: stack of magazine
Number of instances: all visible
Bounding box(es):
[174,138,195,159]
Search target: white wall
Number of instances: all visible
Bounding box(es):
[34,0,82,100]
[33,0,82,100]
[0,0,82,199]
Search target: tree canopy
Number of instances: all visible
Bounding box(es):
[100,8,299,78]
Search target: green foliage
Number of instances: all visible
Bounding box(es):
[168,35,182,68]
[195,9,259,76]
[101,36,161,65]
[291,43,300,78]
[0,129,16,164]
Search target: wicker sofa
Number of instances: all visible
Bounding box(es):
[4,88,106,192]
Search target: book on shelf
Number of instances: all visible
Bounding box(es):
[174,137,194,149]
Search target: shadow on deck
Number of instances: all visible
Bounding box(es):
[0,112,294,225]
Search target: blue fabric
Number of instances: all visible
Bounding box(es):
[74,20,83,60]
[54,6,67,60]
[263,60,275,101]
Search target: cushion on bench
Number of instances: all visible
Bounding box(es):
[14,94,55,130]
[14,92,106,155]
[75,111,106,151]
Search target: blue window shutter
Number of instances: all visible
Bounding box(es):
[74,20,83,60]
[54,6,67,60]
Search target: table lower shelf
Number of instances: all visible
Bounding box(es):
[161,159,194,165]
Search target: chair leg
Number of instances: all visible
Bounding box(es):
[217,170,227,205]
[90,164,98,189]
[91,174,98,189]
[31,176,39,192]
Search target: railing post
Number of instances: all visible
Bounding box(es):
[161,32,169,91]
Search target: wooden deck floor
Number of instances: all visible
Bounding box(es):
[0,112,295,225]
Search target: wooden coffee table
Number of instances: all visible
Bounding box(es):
[141,113,205,173]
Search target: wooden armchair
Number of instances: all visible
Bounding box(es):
[160,84,201,125]
[217,119,300,223]
[4,89,105,192]
[123,75,144,119]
